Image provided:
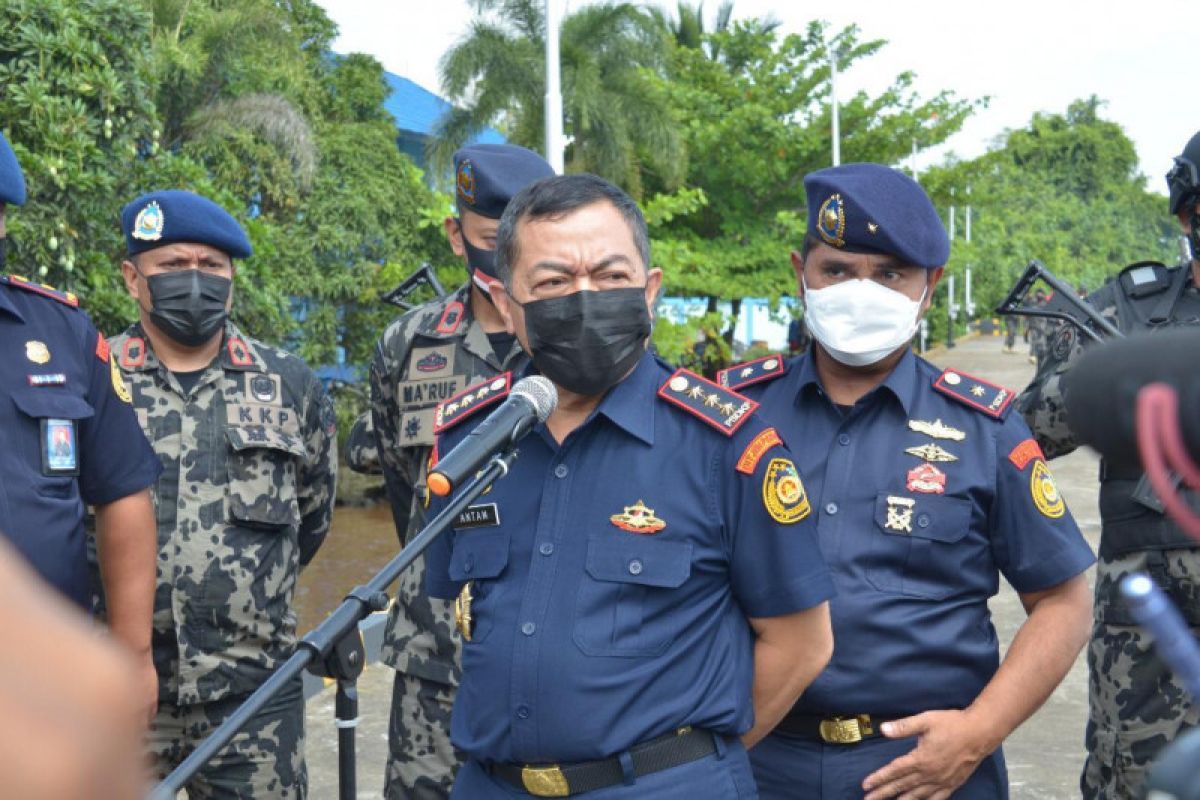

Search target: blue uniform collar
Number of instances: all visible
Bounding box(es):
[521,350,657,447]
[794,345,919,416]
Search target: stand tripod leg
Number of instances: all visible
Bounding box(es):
[336,678,359,800]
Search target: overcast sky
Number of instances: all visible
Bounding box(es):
[322,0,1193,188]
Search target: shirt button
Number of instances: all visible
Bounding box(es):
[837,433,851,446]
[917,514,931,528]
[825,502,839,515]
[554,464,569,479]
[628,559,643,576]
[516,705,531,719]
[539,542,554,556]
[521,622,536,636]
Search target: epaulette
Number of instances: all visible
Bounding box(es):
[2,274,80,307]
[932,368,1014,419]
[717,354,786,391]
[433,372,512,434]
[658,367,757,436]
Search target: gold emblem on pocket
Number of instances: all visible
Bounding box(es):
[454,581,474,641]
[885,496,916,533]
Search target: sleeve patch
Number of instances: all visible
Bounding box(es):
[932,369,1014,419]
[1008,438,1045,471]
[433,372,511,434]
[1031,460,1065,518]
[737,427,783,475]
[95,333,111,363]
[657,368,757,436]
[762,458,811,524]
[717,355,786,391]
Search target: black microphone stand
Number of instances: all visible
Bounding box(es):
[150,450,519,800]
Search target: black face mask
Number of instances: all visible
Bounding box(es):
[144,270,232,347]
[519,287,652,396]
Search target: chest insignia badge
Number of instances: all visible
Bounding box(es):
[885,496,916,533]
[906,463,946,494]
[905,443,958,463]
[454,582,474,641]
[1030,461,1065,518]
[907,419,966,441]
[25,340,50,364]
[763,458,811,524]
[251,374,277,402]
[610,500,666,534]
[416,351,449,372]
[27,373,67,387]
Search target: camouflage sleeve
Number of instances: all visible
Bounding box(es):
[1015,286,1119,460]
[369,337,413,543]
[297,373,338,566]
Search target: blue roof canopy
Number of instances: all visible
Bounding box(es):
[383,72,505,144]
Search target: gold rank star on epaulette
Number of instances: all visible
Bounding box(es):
[657,368,757,435]
[932,369,1014,419]
[433,372,512,434]
[3,274,80,307]
[717,355,785,391]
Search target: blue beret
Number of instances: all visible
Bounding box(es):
[803,163,949,269]
[454,144,555,219]
[121,190,252,259]
[0,130,27,207]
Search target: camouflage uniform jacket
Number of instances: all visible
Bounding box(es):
[370,284,527,685]
[111,321,337,705]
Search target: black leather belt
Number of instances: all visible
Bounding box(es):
[774,714,897,745]
[490,725,716,797]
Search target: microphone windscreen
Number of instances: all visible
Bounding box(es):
[1064,329,1200,467]
[511,376,558,422]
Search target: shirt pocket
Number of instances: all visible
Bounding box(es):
[867,493,972,600]
[448,529,511,644]
[574,534,693,658]
[10,387,94,496]
[225,425,305,530]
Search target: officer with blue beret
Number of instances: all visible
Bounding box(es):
[719,163,1096,798]
[424,173,836,798]
[109,188,338,796]
[0,130,162,721]
[358,143,556,798]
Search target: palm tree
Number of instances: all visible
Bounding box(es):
[431,0,683,197]
[649,1,779,64]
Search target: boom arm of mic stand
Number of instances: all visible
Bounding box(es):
[149,449,520,800]
[994,260,1123,342]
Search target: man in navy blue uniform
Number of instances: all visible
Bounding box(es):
[721,163,1095,799]
[0,130,162,721]
[424,173,836,798]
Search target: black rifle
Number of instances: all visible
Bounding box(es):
[381,262,448,310]
[994,259,1123,343]
[148,450,519,800]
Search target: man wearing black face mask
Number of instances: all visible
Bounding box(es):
[364,144,554,799]
[108,189,338,797]
[423,174,835,798]
[0,131,162,732]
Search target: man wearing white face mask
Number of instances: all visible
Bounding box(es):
[720,163,1094,800]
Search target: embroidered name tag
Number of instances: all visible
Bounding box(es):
[454,503,500,529]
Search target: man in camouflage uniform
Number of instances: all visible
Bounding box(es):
[366,144,554,799]
[1017,129,1200,799]
[1026,288,1049,364]
[111,190,337,798]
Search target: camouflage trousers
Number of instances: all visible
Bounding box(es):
[1081,550,1200,799]
[151,677,306,799]
[384,672,465,800]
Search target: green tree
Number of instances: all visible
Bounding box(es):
[433,0,683,196]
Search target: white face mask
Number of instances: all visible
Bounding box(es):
[802,277,926,367]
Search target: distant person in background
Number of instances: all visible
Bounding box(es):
[787,315,811,355]
[1002,315,1018,353]
[1027,289,1049,365]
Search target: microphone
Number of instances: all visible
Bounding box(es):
[427,376,557,497]
[1121,574,1200,702]
[1064,329,1200,468]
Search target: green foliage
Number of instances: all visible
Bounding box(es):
[921,97,1175,341]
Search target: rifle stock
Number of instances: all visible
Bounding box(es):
[994,260,1123,342]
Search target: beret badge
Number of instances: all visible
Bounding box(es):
[817,193,846,247]
[132,201,165,241]
[456,159,477,204]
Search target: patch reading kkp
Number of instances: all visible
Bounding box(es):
[762,458,810,524]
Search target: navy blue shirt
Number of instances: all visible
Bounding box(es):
[740,348,1094,717]
[425,353,834,764]
[0,279,161,605]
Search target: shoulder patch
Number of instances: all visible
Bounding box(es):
[95,333,111,363]
[717,355,786,391]
[737,427,783,475]
[434,300,465,335]
[4,274,79,307]
[119,336,146,369]
[433,372,512,434]
[932,369,1014,419]
[658,368,757,436]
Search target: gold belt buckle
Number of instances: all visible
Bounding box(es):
[521,765,570,797]
[818,714,873,745]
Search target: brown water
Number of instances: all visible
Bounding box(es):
[295,503,401,631]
